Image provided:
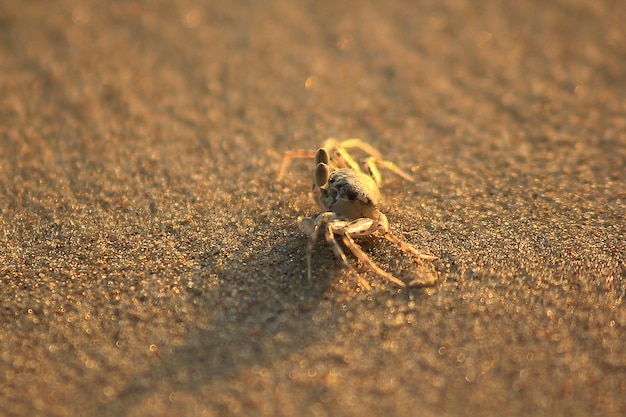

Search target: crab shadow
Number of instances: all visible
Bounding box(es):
[101,212,442,416]
[102,228,361,413]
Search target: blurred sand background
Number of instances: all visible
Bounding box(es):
[1,0,625,416]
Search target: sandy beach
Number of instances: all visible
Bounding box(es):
[1,0,625,416]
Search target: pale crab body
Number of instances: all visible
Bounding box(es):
[318,168,381,221]
[280,138,436,289]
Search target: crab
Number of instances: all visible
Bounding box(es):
[281,138,437,289]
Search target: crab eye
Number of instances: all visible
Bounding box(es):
[315,148,330,165]
[315,162,330,187]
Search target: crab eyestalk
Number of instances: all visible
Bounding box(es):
[315,147,330,165]
[314,162,330,188]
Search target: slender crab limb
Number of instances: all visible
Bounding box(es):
[300,215,322,281]
[305,225,320,281]
[324,223,352,269]
[326,219,372,291]
[323,138,387,174]
[342,217,376,236]
[335,138,384,160]
[354,272,372,291]
[332,144,362,172]
[333,138,414,183]
[363,157,383,186]
[364,157,415,183]
[324,224,372,291]
[382,231,438,261]
[278,150,316,181]
[342,233,406,287]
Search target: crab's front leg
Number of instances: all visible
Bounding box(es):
[299,212,326,281]
[324,220,372,291]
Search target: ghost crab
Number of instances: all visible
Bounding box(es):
[281,138,437,290]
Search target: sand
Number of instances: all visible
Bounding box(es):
[1,0,625,416]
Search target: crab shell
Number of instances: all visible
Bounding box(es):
[318,168,382,221]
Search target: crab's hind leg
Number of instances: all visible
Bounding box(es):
[382,231,438,261]
[339,138,384,160]
[278,150,317,181]
[342,233,406,287]
[364,157,415,183]
[329,138,383,173]
[318,138,364,172]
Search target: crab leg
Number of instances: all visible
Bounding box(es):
[342,233,406,287]
[336,138,384,160]
[300,214,325,281]
[363,157,415,183]
[324,224,372,291]
[382,232,438,261]
[278,150,317,181]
